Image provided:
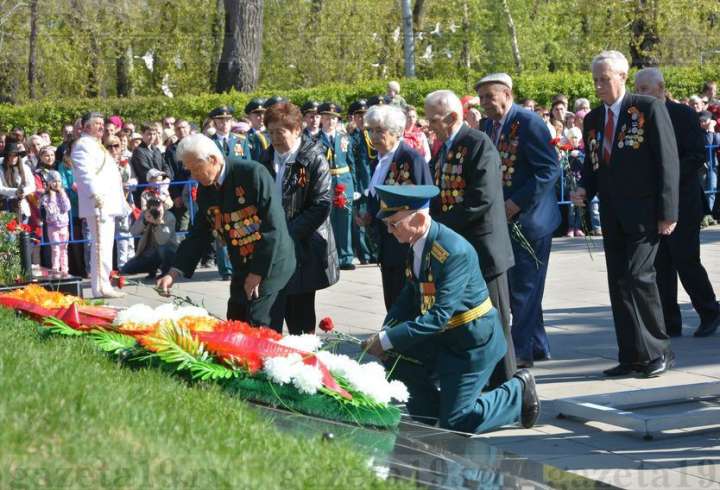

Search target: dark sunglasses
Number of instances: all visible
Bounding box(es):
[106,144,120,149]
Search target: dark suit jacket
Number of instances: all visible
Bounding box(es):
[581,93,679,232]
[164,142,190,199]
[174,156,296,297]
[430,124,514,279]
[666,100,706,223]
[367,142,431,267]
[131,142,170,184]
[483,104,561,241]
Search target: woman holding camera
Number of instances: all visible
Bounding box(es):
[0,141,36,223]
[260,102,339,334]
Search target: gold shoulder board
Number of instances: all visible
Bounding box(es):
[431,242,449,263]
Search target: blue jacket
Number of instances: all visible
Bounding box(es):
[484,103,561,240]
[384,221,505,374]
[349,128,375,195]
[319,131,355,200]
[212,133,252,160]
[367,142,432,266]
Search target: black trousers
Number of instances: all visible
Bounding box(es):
[655,214,719,334]
[226,288,279,328]
[380,264,407,312]
[602,214,669,364]
[269,290,317,335]
[486,271,517,387]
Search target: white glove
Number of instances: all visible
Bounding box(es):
[353,192,362,202]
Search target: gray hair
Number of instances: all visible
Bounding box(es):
[176,133,224,164]
[635,67,665,87]
[591,50,629,75]
[688,95,704,105]
[573,98,590,111]
[424,90,463,119]
[565,126,582,140]
[364,105,406,136]
[388,80,401,93]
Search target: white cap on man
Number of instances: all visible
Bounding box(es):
[474,73,513,91]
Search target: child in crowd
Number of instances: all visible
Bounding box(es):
[40,170,71,273]
[564,127,586,237]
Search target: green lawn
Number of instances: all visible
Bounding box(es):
[0,308,409,489]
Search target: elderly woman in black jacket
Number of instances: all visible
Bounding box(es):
[260,102,340,334]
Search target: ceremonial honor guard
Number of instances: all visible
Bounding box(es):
[319,102,356,270]
[425,90,517,386]
[477,73,561,368]
[636,68,720,338]
[348,98,376,264]
[362,185,539,433]
[158,134,296,327]
[572,51,679,377]
[301,100,322,141]
[364,103,432,309]
[244,97,271,160]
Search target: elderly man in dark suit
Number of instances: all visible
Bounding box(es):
[476,74,561,369]
[572,51,680,377]
[635,67,720,338]
[424,89,517,385]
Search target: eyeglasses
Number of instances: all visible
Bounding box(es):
[106,144,120,149]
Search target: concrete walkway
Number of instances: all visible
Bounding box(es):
[102,228,720,490]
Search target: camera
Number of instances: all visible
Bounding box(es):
[146,197,163,221]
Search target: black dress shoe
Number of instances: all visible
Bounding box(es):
[643,351,675,378]
[533,351,552,361]
[516,357,534,369]
[602,363,638,377]
[339,264,356,271]
[694,313,720,337]
[513,369,540,429]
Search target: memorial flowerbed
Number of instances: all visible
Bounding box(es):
[0,285,407,429]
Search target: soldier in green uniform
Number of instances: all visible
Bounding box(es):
[157,133,296,327]
[347,99,376,264]
[362,185,539,433]
[244,97,270,161]
[301,100,322,141]
[318,102,356,270]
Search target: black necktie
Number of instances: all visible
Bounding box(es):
[222,138,229,155]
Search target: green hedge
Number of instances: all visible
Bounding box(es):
[3,66,718,138]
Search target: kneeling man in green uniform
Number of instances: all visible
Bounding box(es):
[363,185,539,433]
[157,133,296,327]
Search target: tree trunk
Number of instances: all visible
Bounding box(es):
[500,0,522,73]
[460,0,470,70]
[116,45,133,97]
[27,0,38,99]
[216,0,264,93]
[401,0,415,77]
[210,0,224,88]
[412,0,427,31]
[629,0,660,67]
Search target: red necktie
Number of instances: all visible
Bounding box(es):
[603,109,614,163]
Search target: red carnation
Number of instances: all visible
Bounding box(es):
[117,276,126,289]
[319,317,335,332]
[191,186,198,202]
[560,144,574,152]
[549,137,561,146]
[335,183,346,193]
[333,194,347,209]
[6,219,17,232]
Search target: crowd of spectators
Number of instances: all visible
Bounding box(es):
[0,79,718,280]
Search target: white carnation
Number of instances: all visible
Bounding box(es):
[277,334,323,353]
[292,363,324,395]
[263,354,302,385]
[113,304,157,326]
[388,380,409,403]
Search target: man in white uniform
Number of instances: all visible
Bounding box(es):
[71,112,127,298]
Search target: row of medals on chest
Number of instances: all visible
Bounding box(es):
[440,151,466,210]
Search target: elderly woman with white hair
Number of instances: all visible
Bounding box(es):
[362,103,432,310]
[156,133,296,327]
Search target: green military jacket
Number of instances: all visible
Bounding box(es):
[174,156,296,297]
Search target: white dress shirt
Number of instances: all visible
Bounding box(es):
[368,141,401,197]
[604,91,625,147]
